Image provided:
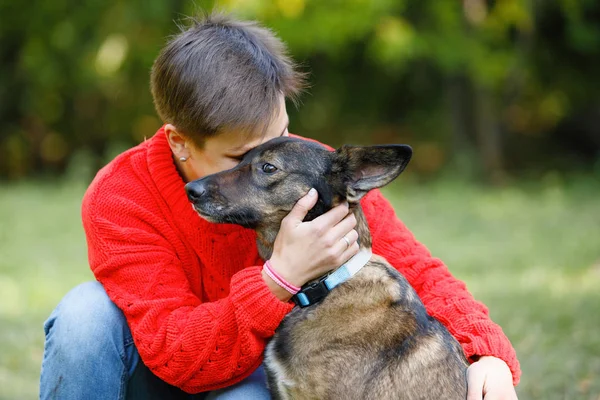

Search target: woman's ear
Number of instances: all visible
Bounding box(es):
[165,124,190,160]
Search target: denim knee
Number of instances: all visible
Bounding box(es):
[205,365,270,400]
[42,281,138,377]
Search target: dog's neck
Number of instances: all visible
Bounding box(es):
[256,204,373,261]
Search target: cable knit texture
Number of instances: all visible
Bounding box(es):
[82,127,520,393]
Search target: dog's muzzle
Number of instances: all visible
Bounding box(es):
[185,180,208,204]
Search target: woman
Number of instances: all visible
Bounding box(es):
[40,12,520,400]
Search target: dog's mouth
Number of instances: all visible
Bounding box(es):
[190,201,226,223]
[190,201,261,228]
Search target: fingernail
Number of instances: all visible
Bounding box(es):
[308,188,317,196]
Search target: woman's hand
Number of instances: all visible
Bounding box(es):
[467,356,518,400]
[264,188,359,301]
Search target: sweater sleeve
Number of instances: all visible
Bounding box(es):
[82,184,293,393]
[360,189,521,385]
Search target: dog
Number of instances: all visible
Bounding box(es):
[185,137,469,400]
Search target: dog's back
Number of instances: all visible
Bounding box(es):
[265,255,468,400]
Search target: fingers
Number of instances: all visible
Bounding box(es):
[283,188,318,226]
[334,228,359,252]
[344,228,359,244]
[467,365,485,400]
[311,201,349,230]
[276,196,362,283]
[325,228,359,265]
[315,205,359,266]
[480,391,517,400]
[329,212,357,241]
[338,235,360,263]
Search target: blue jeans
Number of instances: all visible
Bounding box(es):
[40,281,271,400]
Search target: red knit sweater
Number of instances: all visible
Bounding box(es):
[82,127,520,393]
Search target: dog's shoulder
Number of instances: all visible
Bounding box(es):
[348,254,422,309]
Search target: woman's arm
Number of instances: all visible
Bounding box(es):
[83,187,293,394]
[360,189,521,385]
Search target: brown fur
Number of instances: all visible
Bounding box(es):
[186,137,469,399]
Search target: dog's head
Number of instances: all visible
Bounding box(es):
[185,137,411,230]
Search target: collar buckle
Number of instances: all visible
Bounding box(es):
[291,248,373,308]
[292,275,330,308]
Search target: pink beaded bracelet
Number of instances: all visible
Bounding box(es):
[263,260,300,295]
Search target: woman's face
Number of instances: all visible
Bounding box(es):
[166,95,290,182]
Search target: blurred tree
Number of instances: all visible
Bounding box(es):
[0,0,598,181]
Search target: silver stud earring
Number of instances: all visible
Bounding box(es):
[179,157,188,162]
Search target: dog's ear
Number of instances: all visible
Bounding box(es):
[334,144,412,202]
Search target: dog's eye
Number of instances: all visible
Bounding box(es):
[261,163,278,174]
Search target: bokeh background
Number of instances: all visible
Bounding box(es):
[1,0,599,398]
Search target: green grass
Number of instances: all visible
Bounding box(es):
[0,181,93,399]
[1,177,599,399]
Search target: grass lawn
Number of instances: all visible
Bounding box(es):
[1,177,599,399]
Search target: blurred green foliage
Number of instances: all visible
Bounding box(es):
[1,0,599,181]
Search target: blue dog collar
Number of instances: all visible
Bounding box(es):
[292,248,372,308]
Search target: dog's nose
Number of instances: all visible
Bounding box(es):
[185,181,207,203]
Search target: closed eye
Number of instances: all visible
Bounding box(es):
[227,151,250,162]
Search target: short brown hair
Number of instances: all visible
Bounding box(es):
[150,12,305,144]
